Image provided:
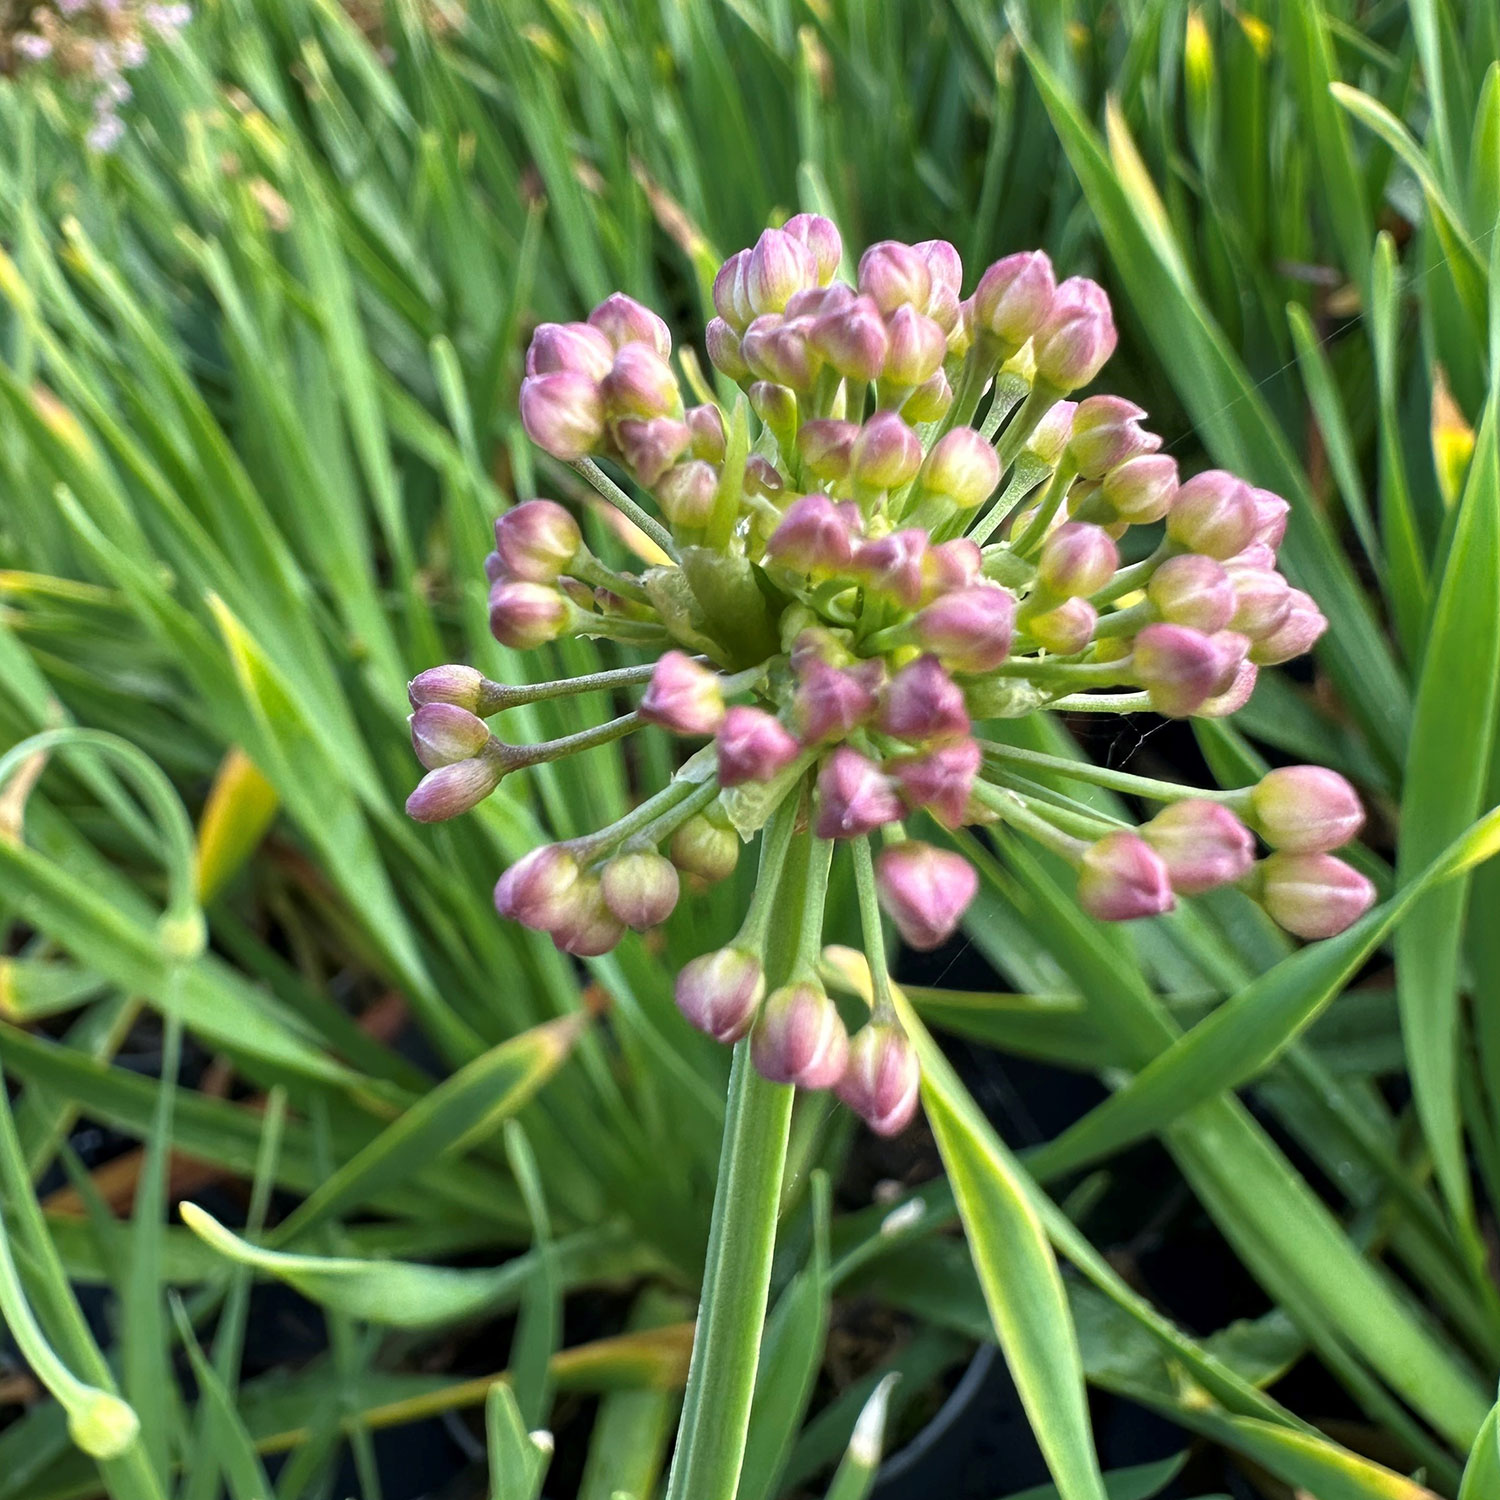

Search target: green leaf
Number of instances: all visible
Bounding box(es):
[996,1452,1187,1500]
[1459,1402,1500,1500]
[822,1375,899,1500]
[486,1385,550,1500]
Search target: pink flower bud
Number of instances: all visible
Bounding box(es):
[526,321,614,381]
[850,412,922,489]
[1248,487,1290,548]
[1250,766,1364,853]
[639,651,726,735]
[616,417,693,488]
[747,228,817,316]
[973,251,1056,349]
[550,875,626,957]
[858,240,932,314]
[1141,800,1256,895]
[706,317,750,381]
[784,212,843,283]
[488,580,571,649]
[1025,596,1098,655]
[602,344,680,420]
[893,738,982,828]
[669,813,741,882]
[656,461,720,527]
[601,849,681,929]
[794,657,880,743]
[1033,276,1117,391]
[712,250,754,331]
[686,403,727,462]
[519,371,606,461]
[743,314,822,390]
[875,841,978,950]
[815,747,903,839]
[1077,830,1176,920]
[799,419,859,481]
[1100,453,1179,524]
[1025,399,1077,466]
[411,703,490,769]
[915,239,963,295]
[745,455,788,496]
[717,706,802,786]
[406,755,503,823]
[1067,396,1160,479]
[855,528,929,609]
[786,281,854,320]
[920,427,1000,510]
[1223,561,1292,639]
[1249,589,1327,665]
[408,664,485,712]
[765,494,857,575]
[1037,521,1119,597]
[925,538,984,595]
[883,305,947,387]
[675,946,765,1042]
[1133,623,1237,718]
[588,293,671,356]
[1259,852,1375,939]
[495,844,581,930]
[878,656,970,742]
[913,585,1016,672]
[749,381,797,433]
[1147,554,1236,632]
[753,982,849,1089]
[810,294,890,382]
[1198,661,1258,718]
[901,370,954,423]
[837,1024,921,1135]
[493,500,581,583]
[1166,470,1257,559]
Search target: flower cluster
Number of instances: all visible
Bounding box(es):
[406,217,1375,1136]
[5,0,190,151]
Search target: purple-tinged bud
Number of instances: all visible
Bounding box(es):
[787,282,854,320]
[488,580,572,649]
[639,651,726,735]
[1198,661,1258,717]
[837,1024,921,1136]
[855,529,929,609]
[794,657,880,742]
[526,321,614,381]
[551,876,625,957]
[753,982,849,1089]
[1077,831,1176,921]
[893,738,982,828]
[712,249,754,331]
[1251,766,1364,853]
[675,947,765,1042]
[1223,561,1291,639]
[749,381,798,433]
[616,417,692,488]
[784,212,843,283]
[973,251,1056,349]
[1232,541,1279,572]
[1068,396,1160,479]
[1248,487,1290,548]
[717,706,802,786]
[1142,801,1256,895]
[815,747,903,839]
[686,404,727,463]
[1037,521,1118,597]
[920,427,1000,510]
[601,850,681,929]
[495,845,581,930]
[1025,596,1098,654]
[878,656,970,742]
[1100,453,1178,524]
[745,456,788,496]
[603,344,680,419]
[656,461,719,527]
[589,292,671,357]
[669,813,740,882]
[1026,399,1078,466]
[766,495,857,575]
[850,413,922,489]
[883,306,947,387]
[1259,852,1375,939]
[1249,589,1327,665]
[406,755,503,823]
[1147,554,1235,632]
[493,500,582,583]
[902,370,954,423]
[913,585,1016,672]
[408,664,485,712]
[875,841,978,950]
[1133,623,1236,718]
[747,228,817,316]
[858,240,932,315]
[484,552,506,583]
[743,314,820,390]
[810,295,890,382]
[925,538,984,596]
[1033,276,1117,391]
[520,371,606,461]
[705,317,750,381]
[411,703,490,768]
[1166,470,1257,559]
[915,239,963,295]
[799,419,859,481]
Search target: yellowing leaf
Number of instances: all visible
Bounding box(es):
[195,746,278,901]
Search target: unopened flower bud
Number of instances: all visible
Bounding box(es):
[810,294,890,382]
[616,417,693,487]
[787,282,854,320]
[855,528,929,608]
[603,344,680,419]
[639,651,726,735]
[815,747,903,838]
[675,946,765,1041]
[973,251,1056,350]
[411,703,490,768]
[1223,561,1292,638]
[493,500,581,583]
[589,292,671,356]
[794,657,880,742]
[1259,852,1375,939]
[1142,800,1256,895]
[878,656,970,742]
[669,813,741,882]
[901,370,954,423]
[925,537,984,595]
[656,461,720,526]
[745,455,788,496]
[837,1024,921,1136]
[1198,661,1258,717]
[1133,623,1238,718]
[1068,396,1160,479]
[686,403,727,462]
[519,371,606,461]
[408,664,486,712]
[893,738,982,827]
[1147,554,1235,631]
[784,212,843,283]
[712,249,754,331]
[850,412,922,489]
[66,1390,141,1462]
[1249,589,1327,665]
[601,850,681,929]
[766,494,857,574]
[1166,470,1257,558]
[551,875,626,956]
[920,427,1000,510]
[1100,453,1178,524]
[799,419,859,480]
[1250,766,1364,853]
[875,841,978,949]
[745,314,822,390]
[1025,596,1098,654]
[717,706,802,786]
[526,321,614,381]
[495,845,581,930]
[406,755,503,823]
[1248,487,1290,548]
[915,239,963,295]
[706,317,750,381]
[913,585,1016,672]
[1037,521,1118,597]
[489,580,572,649]
[749,380,798,433]
[753,982,849,1089]
[1026,400,1077,466]
[1033,276,1117,391]
[883,305,947,387]
[1077,830,1175,920]
[747,227,817,315]
[858,240,932,314]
